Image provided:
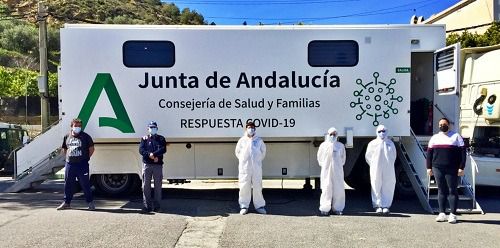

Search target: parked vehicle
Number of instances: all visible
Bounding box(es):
[0,122,28,175]
[15,24,457,197]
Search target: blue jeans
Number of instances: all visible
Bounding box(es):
[432,166,459,215]
[64,161,93,204]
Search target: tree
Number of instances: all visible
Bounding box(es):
[446,21,500,47]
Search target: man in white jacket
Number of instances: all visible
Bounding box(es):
[235,122,267,215]
[365,124,397,215]
[317,127,346,216]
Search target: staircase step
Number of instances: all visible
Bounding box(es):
[428,195,473,201]
[431,208,484,214]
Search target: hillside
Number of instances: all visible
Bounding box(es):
[2,0,206,25]
[0,0,206,74]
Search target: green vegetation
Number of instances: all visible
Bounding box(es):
[0,0,206,97]
[0,66,57,97]
[446,22,500,47]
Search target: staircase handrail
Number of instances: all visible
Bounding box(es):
[15,148,62,180]
[28,119,61,141]
[408,128,432,200]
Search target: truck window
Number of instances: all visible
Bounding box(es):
[123,40,175,68]
[472,126,500,157]
[308,40,358,67]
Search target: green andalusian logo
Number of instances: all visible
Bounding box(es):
[78,73,135,133]
[349,72,403,126]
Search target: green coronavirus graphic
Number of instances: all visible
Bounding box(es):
[350,72,403,126]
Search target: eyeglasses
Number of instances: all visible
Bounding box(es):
[377,130,386,133]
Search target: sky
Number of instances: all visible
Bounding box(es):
[165,0,461,25]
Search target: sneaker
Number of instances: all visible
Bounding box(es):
[334,211,343,215]
[375,207,383,214]
[435,213,447,222]
[320,211,330,216]
[448,213,457,224]
[56,202,71,210]
[239,208,248,215]
[382,208,390,215]
[256,207,267,215]
[87,202,96,211]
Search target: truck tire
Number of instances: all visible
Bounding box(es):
[92,174,140,196]
[344,150,371,192]
[394,161,416,198]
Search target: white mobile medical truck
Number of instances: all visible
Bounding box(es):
[9,24,482,212]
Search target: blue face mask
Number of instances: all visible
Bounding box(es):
[72,127,81,134]
[149,127,158,135]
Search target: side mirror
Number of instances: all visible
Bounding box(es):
[22,135,30,145]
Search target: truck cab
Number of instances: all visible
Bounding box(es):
[0,122,28,175]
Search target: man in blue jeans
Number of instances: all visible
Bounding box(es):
[139,121,167,213]
[57,118,95,210]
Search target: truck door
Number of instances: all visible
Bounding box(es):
[433,43,461,131]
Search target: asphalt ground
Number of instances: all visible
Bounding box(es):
[0,178,499,248]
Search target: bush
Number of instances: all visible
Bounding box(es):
[446,21,500,47]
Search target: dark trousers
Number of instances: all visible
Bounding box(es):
[64,161,93,204]
[432,166,459,214]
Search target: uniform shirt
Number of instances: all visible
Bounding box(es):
[139,134,167,165]
[62,132,94,164]
[426,131,466,170]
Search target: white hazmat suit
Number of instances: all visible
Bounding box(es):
[235,131,267,210]
[365,125,397,209]
[317,127,346,213]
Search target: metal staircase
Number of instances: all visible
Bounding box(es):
[396,129,483,214]
[396,130,433,213]
[427,154,483,214]
[5,122,66,193]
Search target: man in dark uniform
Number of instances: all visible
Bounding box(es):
[139,121,167,213]
[57,118,95,210]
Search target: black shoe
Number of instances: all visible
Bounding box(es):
[141,207,152,213]
[153,206,161,212]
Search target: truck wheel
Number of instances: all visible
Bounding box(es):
[92,174,139,196]
[344,153,371,192]
[394,162,415,198]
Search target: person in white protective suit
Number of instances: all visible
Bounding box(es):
[317,127,346,216]
[365,124,397,215]
[235,121,267,215]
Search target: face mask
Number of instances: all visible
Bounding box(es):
[72,127,81,134]
[247,128,255,136]
[439,125,449,132]
[377,132,387,139]
[326,134,337,143]
[149,127,158,135]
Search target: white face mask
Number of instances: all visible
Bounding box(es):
[149,127,158,135]
[326,134,337,143]
[247,128,255,136]
[377,131,387,139]
[72,127,81,134]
